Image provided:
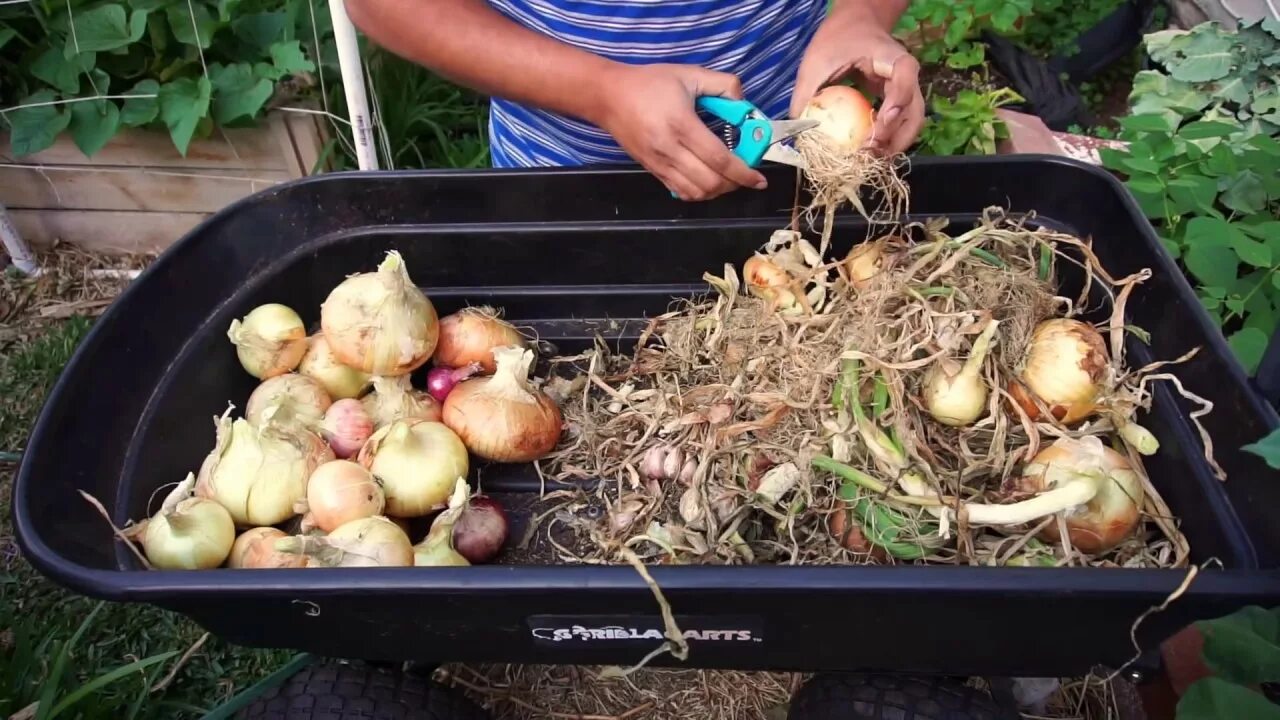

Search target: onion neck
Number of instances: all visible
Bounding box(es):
[899,472,1101,527]
[959,319,999,380]
[486,346,538,400]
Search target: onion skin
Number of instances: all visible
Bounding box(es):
[320,251,439,376]
[298,334,371,400]
[801,85,875,151]
[443,346,563,463]
[306,460,386,532]
[321,399,374,458]
[426,363,482,403]
[362,375,442,431]
[245,373,332,427]
[843,240,886,291]
[278,516,414,568]
[228,527,306,569]
[1013,318,1108,425]
[143,497,236,570]
[227,303,308,380]
[1017,438,1144,554]
[743,255,801,313]
[453,495,509,564]
[828,508,888,561]
[357,419,469,517]
[434,307,525,374]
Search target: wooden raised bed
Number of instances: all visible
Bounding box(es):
[1,111,329,256]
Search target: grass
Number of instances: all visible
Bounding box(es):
[0,316,291,719]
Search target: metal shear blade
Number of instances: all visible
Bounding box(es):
[760,118,817,168]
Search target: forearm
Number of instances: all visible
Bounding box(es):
[343,0,619,125]
[830,0,910,31]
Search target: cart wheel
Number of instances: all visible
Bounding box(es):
[235,660,492,720]
[788,673,1019,720]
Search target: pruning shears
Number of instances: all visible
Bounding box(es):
[696,95,817,169]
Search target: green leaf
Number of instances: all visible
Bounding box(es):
[1120,113,1175,133]
[1245,429,1280,469]
[1179,120,1240,139]
[990,3,1021,31]
[1185,216,1242,248]
[0,28,15,51]
[1242,220,1280,248]
[1232,234,1272,268]
[946,42,985,69]
[1226,295,1247,315]
[120,79,160,126]
[129,0,178,9]
[1098,147,1129,170]
[209,62,273,124]
[7,90,72,157]
[68,98,120,156]
[66,4,148,55]
[1127,175,1164,194]
[1121,156,1163,174]
[1177,677,1280,720]
[1203,144,1239,176]
[1222,171,1269,214]
[166,1,219,48]
[159,76,212,156]
[1167,176,1218,214]
[32,48,96,95]
[1165,27,1238,82]
[1185,243,1240,288]
[268,40,314,74]
[1263,16,1280,40]
[1198,606,1280,684]
[233,11,287,50]
[1229,328,1270,374]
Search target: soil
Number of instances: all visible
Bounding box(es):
[919,63,1013,103]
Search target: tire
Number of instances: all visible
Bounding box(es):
[788,673,1020,720]
[235,660,492,720]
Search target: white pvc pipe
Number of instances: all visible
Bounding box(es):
[328,0,380,171]
[0,202,40,276]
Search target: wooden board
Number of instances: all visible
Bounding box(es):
[3,123,290,171]
[11,209,207,254]
[0,166,294,213]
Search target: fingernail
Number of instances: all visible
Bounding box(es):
[754,178,768,190]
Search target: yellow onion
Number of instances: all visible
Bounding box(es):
[321,399,374,458]
[298,334,371,400]
[276,516,413,568]
[227,303,308,379]
[843,239,886,290]
[434,306,526,373]
[801,85,876,150]
[1011,318,1108,425]
[228,527,306,569]
[414,478,472,567]
[196,407,334,526]
[301,460,385,533]
[245,373,332,427]
[320,251,439,376]
[141,474,235,570]
[357,419,469,517]
[1017,436,1144,554]
[742,255,801,313]
[442,346,563,463]
[362,375,442,430]
[923,319,999,427]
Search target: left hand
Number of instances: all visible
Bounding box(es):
[790,8,925,155]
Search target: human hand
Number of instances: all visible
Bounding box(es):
[596,63,768,201]
[790,9,925,155]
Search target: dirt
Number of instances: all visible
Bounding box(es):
[920,63,1013,103]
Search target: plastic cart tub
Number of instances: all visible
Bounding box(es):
[13,155,1280,678]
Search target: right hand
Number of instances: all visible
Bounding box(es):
[595,63,769,202]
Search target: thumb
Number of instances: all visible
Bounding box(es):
[686,67,745,100]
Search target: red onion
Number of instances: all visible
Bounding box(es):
[452,495,509,564]
[426,362,483,403]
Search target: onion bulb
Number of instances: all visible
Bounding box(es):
[228,527,306,569]
[245,373,332,427]
[1011,318,1108,425]
[923,319,999,427]
[320,250,440,376]
[442,345,564,463]
[453,494,509,564]
[227,303,308,380]
[1017,436,1144,554]
[362,375,442,430]
[801,85,876,150]
[321,399,374,458]
[843,240,886,290]
[413,478,472,567]
[426,363,482,403]
[743,255,801,314]
[277,515,413,568]
[141,474,235,570]
[298,334,371,400]
[196,408,334,526]
[301,460,385,533]
[357,419,469,517]
[434,307,526,374]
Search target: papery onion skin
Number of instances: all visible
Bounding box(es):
[443,346,564,463]
[743,255,800,313]
[1013,318,1108,425]
[245,373,333,426]
[357,420,469,517]
[1017,438,1144,554]
[320,251,440,376]
[307,459,386,532]
[827,508,888,561]
[228,527,306,569]
[453,495,509,564]
[843,240,886,291]
[801,85,876,151]
[362,375,442,430]
[143,497,236,570]
[279,516,414,568]
[227,303,308,380]
[322,399,374,458]
[434,307,525,374]
[298,334,371,400]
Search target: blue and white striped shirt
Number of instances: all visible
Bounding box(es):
[485,0,826,167]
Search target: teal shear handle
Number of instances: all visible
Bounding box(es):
[695,96,774,167]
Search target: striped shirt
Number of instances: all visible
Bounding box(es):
[485,0,826,167]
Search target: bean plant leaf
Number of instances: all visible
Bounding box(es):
[1232,233,1272,268]
[1228,328,1270,374]
[166,2,220,48]
[1222,170,1268,214]
[1120,113,1174,133]
[1177,677,1280,720]
[232,11,286,50]
[0,28,15,51]
[1129,71,1211,118]
[1245,428,1280,468]
[159,76,212,156]
[1185,243,1240,288]
[1161,27,1237,82]
[69,98,120,156]
[1167,176,1217,214]
[209,62,273,124]
[1184,216,1238,248]
[32,48,96,95]
[1179,120,1239,139]
[1263,16,1280,40]
[129,0,179,9]
[65,5,149,55]
[1197,606,1280,685]
[268,40,314,74]
[120,79,160,126]
[6,90,73,157]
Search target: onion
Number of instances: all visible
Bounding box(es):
[321,399,374,458]
[413,478,472,567]
[828,508,887,561]
[226,303,308,380]
[320,250,439,376]
[277,515,414,568]
[843,240,886,290]
[298,334,371,400]
[1011,318,1108,425]
[426,363,483,403]
[434,306,526,373]
[1018,436,1144,553]
[228,527,306,569]
[302,460,385,533]
[801,85,875,150]
[245,373,332,427]
[442,346,564,463]
[923,319,999,427]
[141,475,235,570]
[453,495,509,564]
[357,419,469,517]
[362,375,442,430]
[743,255,801,314]
[196,407,334,526]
